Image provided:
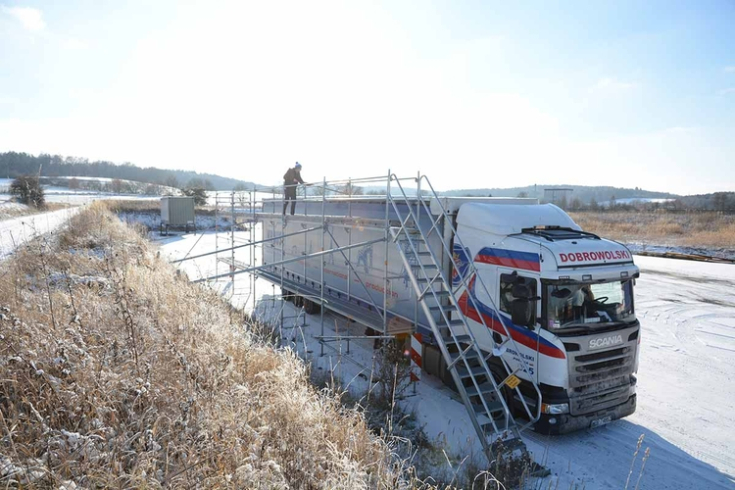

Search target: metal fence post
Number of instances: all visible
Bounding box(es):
[383,170,390,334]
[320,176,326,356]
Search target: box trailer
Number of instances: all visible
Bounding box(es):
[160,197,196,235]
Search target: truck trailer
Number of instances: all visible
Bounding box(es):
[253,178,640,455]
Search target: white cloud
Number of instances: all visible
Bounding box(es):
[1,6,45,32]
[589,77,638,93]
[725,66,735,73]
[719,87,735,96]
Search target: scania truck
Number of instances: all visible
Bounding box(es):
[259,193,640,435]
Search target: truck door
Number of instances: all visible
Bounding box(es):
[497,270,540,382]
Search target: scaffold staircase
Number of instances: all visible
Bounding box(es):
[386,174,543,463]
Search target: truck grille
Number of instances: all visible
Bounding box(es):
[575,347,627,363]
[567,335,637,416]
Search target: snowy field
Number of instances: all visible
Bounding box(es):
[157,228,735,489]
[0,178,164,206]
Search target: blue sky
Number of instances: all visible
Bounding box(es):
[0,0,733,194]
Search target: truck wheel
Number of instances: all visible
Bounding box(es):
[303,298,320,315]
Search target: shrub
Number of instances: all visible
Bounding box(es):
[182,186,208,206]
[9,175,45,208]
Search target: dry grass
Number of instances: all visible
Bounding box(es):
[570,211,735,249]
[102,199,161,213]
[0,202,416,488]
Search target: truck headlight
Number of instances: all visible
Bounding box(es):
[541,402,570,415]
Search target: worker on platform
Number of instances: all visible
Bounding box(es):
[283,162,305,215]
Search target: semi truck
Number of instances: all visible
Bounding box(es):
[258,190,640,441]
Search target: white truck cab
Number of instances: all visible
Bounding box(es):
[451,203,640,433]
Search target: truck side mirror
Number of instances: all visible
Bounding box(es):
[511,298,533,327]
[512,283,531,299]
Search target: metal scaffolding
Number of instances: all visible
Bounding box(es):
[174,173,424,345]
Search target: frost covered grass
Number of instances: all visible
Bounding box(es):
[0,203,417,488]
[570,211,735,250]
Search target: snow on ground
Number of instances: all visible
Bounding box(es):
[157,227,735,489]
[119,211,243,232]
[0,207,79,260]
[0,201,31,220]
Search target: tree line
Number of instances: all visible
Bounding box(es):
[0,152,254,191]
[546,192,735,214]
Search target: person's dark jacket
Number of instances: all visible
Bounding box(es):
[284,168,304,186]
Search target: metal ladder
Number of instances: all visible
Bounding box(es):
[386,174,543,462]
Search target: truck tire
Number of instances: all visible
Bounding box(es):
[303,298,320,315]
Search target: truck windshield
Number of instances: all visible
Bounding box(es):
[545,279,635,331]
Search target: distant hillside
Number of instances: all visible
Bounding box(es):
[444,184,678,204]
[0,152,256,191]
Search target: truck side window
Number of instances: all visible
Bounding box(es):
[499,275,538,327]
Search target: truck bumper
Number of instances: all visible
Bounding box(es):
[534,394,636,435]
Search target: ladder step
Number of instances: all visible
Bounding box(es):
[456,364,490,379]
[416,276,440,284]
[477,413,504,428]
[429,304,456,313]
[412,263,437,270]
[399,238,424,245]
[465,382,500,397]
[473,399,505,414]
[446,319,465,327]
[431,290,451,298]
[490,437,528,455]
[416,251,432,257]
[449,349,480,361]
[444,334,472,344]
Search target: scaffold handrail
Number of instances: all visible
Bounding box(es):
[192,237,385,283]
[172,225,322,263]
